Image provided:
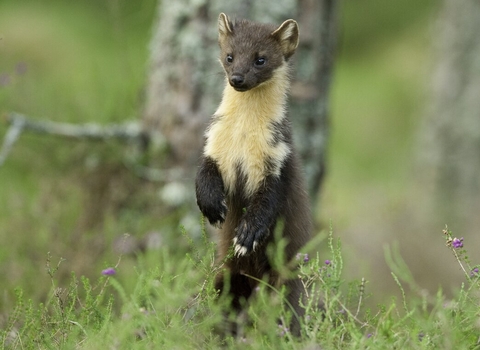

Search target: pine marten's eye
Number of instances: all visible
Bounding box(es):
[254,57,267,67]
[226,55,233,64]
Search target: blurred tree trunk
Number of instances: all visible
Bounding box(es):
[417,0,480,232]
[143,0,337,206]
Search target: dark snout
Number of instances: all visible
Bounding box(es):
[229,74,248,91]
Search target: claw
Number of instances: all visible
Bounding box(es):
[234,244,248,257]
[232,237,248,257]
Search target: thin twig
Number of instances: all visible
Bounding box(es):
[450,247,470,279]
[355,277,366,318]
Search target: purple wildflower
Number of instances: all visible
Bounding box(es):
[367,333,373,338]
[452,237,463,249]
[325,259,331,266]
[277,324,289,337]
[470,267,479,277]
[296,252,309,263]
[102,267,116,276]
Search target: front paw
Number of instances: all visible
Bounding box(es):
[233,219,269,257]
[198,197,227,227]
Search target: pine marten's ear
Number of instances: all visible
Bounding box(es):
[271,19,299,59]
[218,13,233,37]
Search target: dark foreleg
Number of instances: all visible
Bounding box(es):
[195,156,228,227]
[233,174,284,256]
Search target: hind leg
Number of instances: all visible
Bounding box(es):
[214,271,253,311]
[214,269,253,336]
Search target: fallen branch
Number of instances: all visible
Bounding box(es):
[0,112,149,166]
[0,112,186,183]
[4,112,146,140]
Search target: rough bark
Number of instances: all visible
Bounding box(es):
[143,0,337,203]
[417,0,480,232]
[291,0,337,199]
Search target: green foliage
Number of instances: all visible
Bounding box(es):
[1,258,114,348]
[2,226,480,349]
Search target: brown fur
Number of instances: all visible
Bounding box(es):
[195,13,311,336]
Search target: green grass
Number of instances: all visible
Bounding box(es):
[2,228,480,349]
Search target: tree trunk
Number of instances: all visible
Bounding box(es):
[291,0,337,200]
[417,0,480,232]
[143,0,337,205]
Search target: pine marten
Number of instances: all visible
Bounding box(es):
[195,13,312,335]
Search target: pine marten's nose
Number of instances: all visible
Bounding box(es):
[230,74,245,87]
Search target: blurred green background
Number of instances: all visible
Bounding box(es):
[0,0,440,319]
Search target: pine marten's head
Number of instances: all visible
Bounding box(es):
[218,13,299,92]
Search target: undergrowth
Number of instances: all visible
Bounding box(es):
[1,225,479,349]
